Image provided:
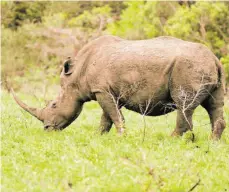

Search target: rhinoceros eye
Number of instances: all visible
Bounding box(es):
[51,102,57,108]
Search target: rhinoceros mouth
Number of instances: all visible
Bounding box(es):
[44,124,54,130]
[56,121,70,130]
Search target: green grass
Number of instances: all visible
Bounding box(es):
[1,91,229,192]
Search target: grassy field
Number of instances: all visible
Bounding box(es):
[1,90,229,192]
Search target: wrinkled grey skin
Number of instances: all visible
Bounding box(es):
[12,35,226,139]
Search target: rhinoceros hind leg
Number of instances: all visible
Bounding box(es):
[96,93,125,135]
[100,111,113,134]
[201,87,226,140]
[171,110,194,137]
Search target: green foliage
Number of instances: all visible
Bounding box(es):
[1,23,61,90]
[43,12,67,28]
[1,24,37,76]
[1,2,47,29]
[68,5,112,33]
[2,91,229,191]
[43,2,125,20]
[107,2,178,39]
[221,54,229,83]
[108,2,155,39]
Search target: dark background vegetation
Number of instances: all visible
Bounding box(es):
[1,1,229,91]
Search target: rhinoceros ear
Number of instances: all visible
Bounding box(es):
[63,57,74,75]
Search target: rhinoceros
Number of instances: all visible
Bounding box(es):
[12,35,226,139]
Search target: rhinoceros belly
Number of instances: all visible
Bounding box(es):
[118,85,176,116]
[123,98,176,116]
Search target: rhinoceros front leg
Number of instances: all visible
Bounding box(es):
[96,93,125,135]
[171,110,194,137]
[100,111,113,134]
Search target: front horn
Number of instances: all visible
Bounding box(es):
[11,89,44,121]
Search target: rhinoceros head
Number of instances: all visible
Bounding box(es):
[11,58,83,131]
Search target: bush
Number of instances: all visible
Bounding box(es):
[1,2,47,29]
[107,2,177,39]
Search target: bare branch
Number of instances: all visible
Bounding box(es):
[177,74,216,130]
[187,178,201,192]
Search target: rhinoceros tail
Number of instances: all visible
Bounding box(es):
[215,57,226,93]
